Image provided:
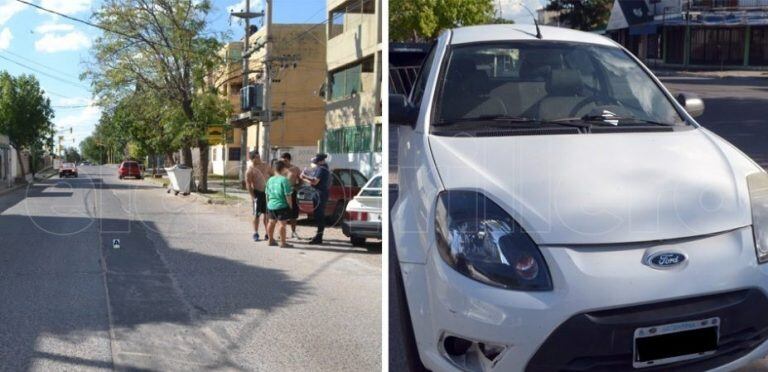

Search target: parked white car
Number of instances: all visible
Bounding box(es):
[390,24,768,372]
[342,173,382,247]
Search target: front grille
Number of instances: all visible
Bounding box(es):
[525,289,768,372]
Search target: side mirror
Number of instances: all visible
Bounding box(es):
[676,93,705,118]
[389,94,417,127]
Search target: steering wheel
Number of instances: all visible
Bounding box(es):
[569,94,623,117]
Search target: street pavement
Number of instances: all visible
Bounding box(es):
[388,73,768,371]
[0,165,381,371]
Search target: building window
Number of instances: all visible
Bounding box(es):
[329,0,376,39]
[329,55,374,101]
[228,148,241,161]
[330,63,362,100]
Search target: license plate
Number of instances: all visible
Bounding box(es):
[633,317,719,368]
[369,213,380,221]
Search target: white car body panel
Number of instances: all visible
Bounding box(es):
[429,128,759,245]
[393,24,768,372]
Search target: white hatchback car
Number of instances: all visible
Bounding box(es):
[390,25,768,372]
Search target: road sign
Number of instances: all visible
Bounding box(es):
[206,126,225,145]
[112,239,120,249]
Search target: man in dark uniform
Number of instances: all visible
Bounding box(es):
[300,153,331,245]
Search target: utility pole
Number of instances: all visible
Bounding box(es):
[260,0,273,164]
[231,0,263,186]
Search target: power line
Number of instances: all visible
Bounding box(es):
[0,54,90,90]
[14,0,196,55]
[0,49,80,79]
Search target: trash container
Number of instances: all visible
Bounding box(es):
[165,165,193,195]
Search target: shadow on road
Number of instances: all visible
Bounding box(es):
[0,208,309,370]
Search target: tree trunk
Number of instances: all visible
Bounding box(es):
[197,140,209,192]
[13,146,25,182]
[164,152,175,167]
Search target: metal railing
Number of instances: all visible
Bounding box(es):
[389,65,420,96]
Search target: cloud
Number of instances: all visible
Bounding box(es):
[54,97,101,146]
[34,29,90,53]
[497,0,546,23]
[0,27,11,50]
[35,23,75,33]
[0,0,26,26]
[38,0,93,15]
[226,0,263,14]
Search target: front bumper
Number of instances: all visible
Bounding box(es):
[404,226,768,372]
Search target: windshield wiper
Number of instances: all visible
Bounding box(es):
[554,114,674,127]
[437,115,590,129]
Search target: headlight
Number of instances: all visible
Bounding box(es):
[434,190,552,291]
[748,172,768,263]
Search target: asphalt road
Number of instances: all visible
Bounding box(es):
[660,75,768,170]
[388,74,768,371]
[0,165,381,371]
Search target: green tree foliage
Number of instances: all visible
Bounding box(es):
[0,72,55,179]
[84,0,230,191]
[545,0,613,31]
[389,0,498,41]
[79,136,104,164]
[63,147,82,163]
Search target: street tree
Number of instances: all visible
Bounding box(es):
[84,0,229,192]
[545,0,613,31]
[389,0,497,41]
[0,72,55,180]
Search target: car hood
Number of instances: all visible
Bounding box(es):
[429,128,759,245]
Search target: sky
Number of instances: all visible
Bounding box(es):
[0,0,327,149]
[0,0,544,150]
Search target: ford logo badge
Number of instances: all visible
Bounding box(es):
[646,252,687,269]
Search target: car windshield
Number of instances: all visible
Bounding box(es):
[360,176,382,197]
[434,41,685,129]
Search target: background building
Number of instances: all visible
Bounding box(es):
[207,25,327,176]
[607,0,768,67]
[324,0,382,177]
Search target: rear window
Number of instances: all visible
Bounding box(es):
[124,162,138,167]
[360,176,382,197]
[62,163,75,168]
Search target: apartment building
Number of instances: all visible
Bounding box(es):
[209,24,326,176]
[607,0,768,67]
[324,0,382,177]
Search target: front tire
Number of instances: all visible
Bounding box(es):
[390,241,428,372]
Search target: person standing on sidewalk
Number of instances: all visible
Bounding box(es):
[265,160,294,248]
[281,152,302,239]
[246,151,272,241]
[300,153,330,245]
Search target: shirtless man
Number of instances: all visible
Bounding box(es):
[245,151,273,241]
[280,152,303,239]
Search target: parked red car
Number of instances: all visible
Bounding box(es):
[118,161,143,179]
[297,168,368,223]
[59,162,78,178]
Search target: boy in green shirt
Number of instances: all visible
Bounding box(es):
[265,160,294,248]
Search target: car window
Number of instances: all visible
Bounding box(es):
[351,170,368,187]
[359,176,382,197]
[433,41,685,129]
[339,170,353,187]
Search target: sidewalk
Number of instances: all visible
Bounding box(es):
[0,168,56,197]
[652,68,768,79]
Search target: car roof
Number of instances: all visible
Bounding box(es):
[448,24,618,48]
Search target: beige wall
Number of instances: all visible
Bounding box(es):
[325,0,382,131]
[245,24,326,152]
